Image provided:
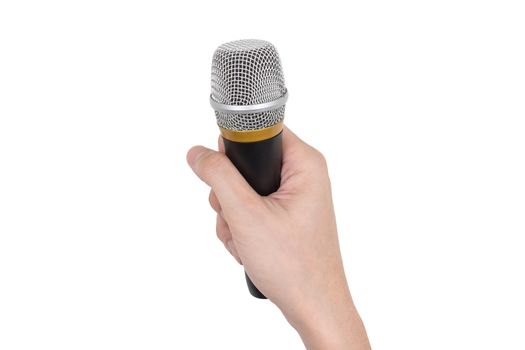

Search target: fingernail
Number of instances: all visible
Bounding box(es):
[187,146,206,166]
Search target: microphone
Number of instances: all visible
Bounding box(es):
[210,39,288,299]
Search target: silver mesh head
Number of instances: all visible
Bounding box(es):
[210,39,287,131]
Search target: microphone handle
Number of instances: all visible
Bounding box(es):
[223,131,283,299]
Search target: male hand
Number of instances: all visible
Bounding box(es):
[187,126,371,350]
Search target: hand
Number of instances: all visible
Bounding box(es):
[187,126,371,350]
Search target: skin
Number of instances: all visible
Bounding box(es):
[187,126,371,350]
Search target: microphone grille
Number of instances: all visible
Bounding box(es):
[211,39,287,131]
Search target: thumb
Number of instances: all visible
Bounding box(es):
[187,145,262,219]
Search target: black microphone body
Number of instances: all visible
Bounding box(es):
[223,133,282,299]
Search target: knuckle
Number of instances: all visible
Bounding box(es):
[216,227,228,242]
[208,191,217,207]
[216,229,224,241]
[312,148,327,167]
[216,216,230,243]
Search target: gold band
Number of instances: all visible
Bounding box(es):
[219,122,283,143]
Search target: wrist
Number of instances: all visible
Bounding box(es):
[286,290,370,350]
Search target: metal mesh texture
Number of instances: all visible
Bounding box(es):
[211,39,287,131]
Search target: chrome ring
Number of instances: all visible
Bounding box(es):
[210,91,288,115]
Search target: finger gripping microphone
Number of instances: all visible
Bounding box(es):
[210,39,287,299]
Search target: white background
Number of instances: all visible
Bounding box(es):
[1,1,524,349]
